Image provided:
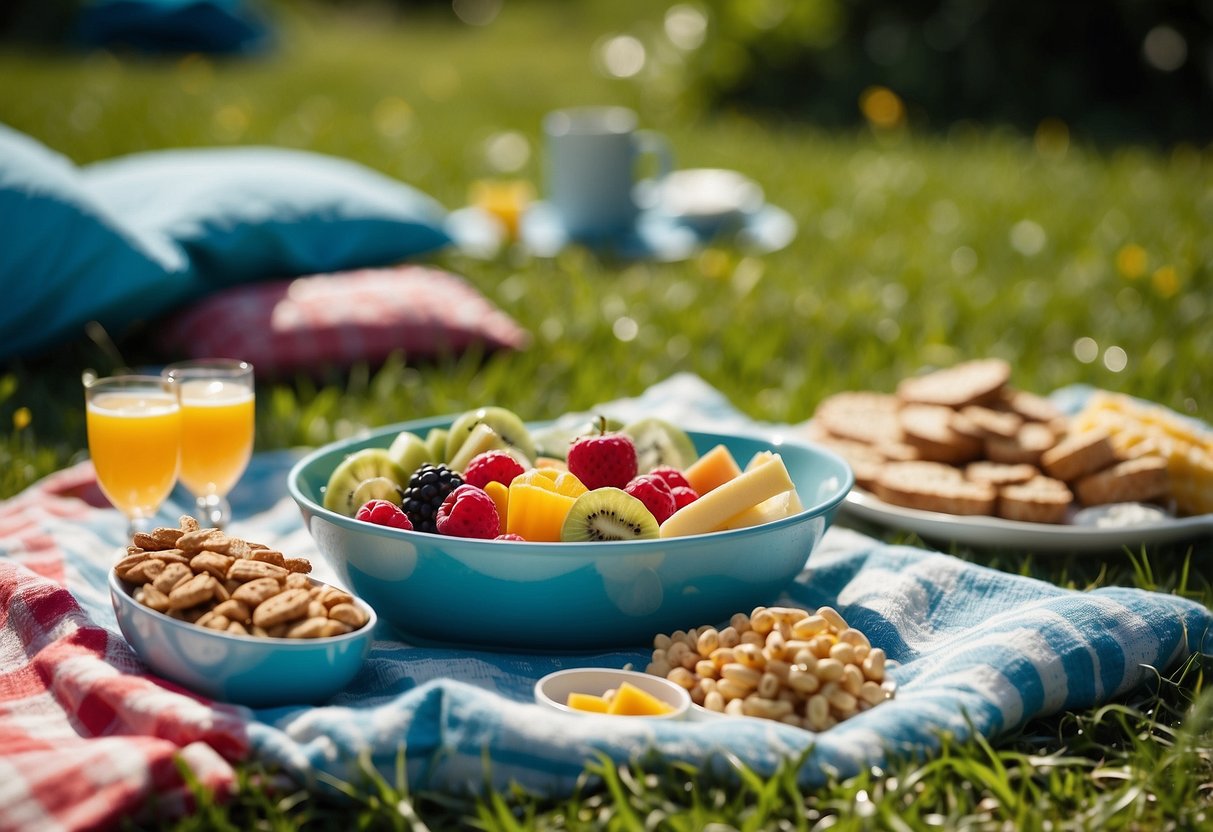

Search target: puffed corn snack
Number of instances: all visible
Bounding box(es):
[646,605,895,731]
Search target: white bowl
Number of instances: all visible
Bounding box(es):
[656,168,764,233]
[534,667,691,720]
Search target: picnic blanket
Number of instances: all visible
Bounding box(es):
[2,373,1211,831]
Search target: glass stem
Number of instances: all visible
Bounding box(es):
[196,493,232,529]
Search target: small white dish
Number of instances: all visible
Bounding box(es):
[518,200,797,261]
[650,168,765,235]
[534,667,691,720]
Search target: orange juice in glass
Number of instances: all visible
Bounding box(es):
[164,359,255,529]
[85,375,181,536]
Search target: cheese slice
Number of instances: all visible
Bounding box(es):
[659,454,796,538]
[718,487,804,531]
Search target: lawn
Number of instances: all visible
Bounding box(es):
[1,0,1211,828]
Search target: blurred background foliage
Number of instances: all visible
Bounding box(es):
[649,0,1213,145]
[5,0,1210,145]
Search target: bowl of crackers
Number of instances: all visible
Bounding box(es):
[109,515,376,707]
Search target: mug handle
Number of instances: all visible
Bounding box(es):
[634,129,674,181]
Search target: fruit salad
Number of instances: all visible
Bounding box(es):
[322,408,805,541]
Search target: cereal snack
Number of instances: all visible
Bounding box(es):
[114,515,370,639]
[645,605,896,731]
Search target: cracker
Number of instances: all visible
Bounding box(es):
[896,359,1011,408]
[997,476,1073,524]
[168,573,216,611]
[873,461,997,515]
[114,551,152,581]
[285,617,332,639]
[228,558,288,583]
[252,588,311,628]
[964,461,1039,486]
[328,602,370,629]
[1001,387,1065,424]
[152,562,194,595]
[899,404,983,464]
[959,405,1024,440]
[985,422,1057,466]
[1074,456,1170,506]
[1040,430,1117,483]
[133,527,184,551]
[231,576,284,606]
[125,558,166,585]
[134,584,171,612]
[177,528,229,554]
[814,391,904,446]
[212,599,253,625]
[190,551,235,581]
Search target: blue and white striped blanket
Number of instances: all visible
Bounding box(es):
[15,373,1213,801]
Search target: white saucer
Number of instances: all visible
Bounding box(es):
[517,200,797,261]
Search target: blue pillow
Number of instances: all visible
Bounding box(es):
[80,147,453,288]
[74,0,272,56]
[0,124,196,362]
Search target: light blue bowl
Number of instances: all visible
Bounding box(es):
[287,419,853,651]
[109,570,376,707]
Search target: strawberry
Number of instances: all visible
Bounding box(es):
[494,533,526,541]
[624,473,677,524]
[567,419,638,490]
[670,485,699,511]
[463,450,526,490]
[436,484,500,539]
[356,499,414,530]
[649,465,693,491]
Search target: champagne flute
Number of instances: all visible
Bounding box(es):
[163,359,255,530]
[84,374,181,538]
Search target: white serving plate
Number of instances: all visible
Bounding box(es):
[841,489,1213,554]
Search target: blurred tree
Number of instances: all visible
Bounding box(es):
[673,0,1213,144]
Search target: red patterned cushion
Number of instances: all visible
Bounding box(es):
[156,265,529,373]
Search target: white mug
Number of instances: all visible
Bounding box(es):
[543,106,672,241]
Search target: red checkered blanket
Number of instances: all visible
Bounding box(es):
[0,464,249,832]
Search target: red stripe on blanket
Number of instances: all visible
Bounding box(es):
[17,736,220,831]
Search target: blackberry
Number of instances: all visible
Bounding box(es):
[400,463,464,533]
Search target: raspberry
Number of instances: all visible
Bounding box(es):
[463,450,526,490]
[624,473,677,524]
[649,465,693,491]
[567,424,638,490]
[401,463,464,533]
[355,499,414,530]
[670,485,699,511]
[494,533,526,541]
[435,484,500,539]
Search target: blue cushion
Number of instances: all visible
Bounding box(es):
[80,147,453,288]
[74,0,272,55]
[0,124,196,362]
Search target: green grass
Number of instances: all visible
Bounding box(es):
[2,1,1212,828]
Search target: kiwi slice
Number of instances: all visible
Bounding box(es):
[351,476,405,510]
[387,430,432,481]
[323,448,408,516]
[532,415,625,461]
[445,406,536,467]
[424,428,449,462]
[622,418,698,474]
[560,487,659,542]
[448,422,507,471]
